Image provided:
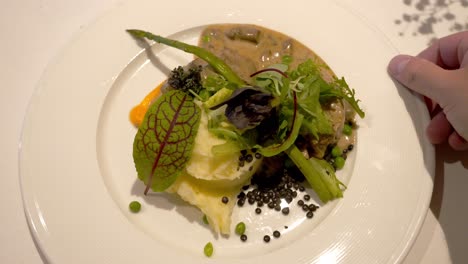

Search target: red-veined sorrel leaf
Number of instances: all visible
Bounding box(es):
[133,90,201,194]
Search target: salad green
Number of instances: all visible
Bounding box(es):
[133,90,201,194]
[128,28,364,203]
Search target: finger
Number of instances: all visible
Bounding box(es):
[388,55,454,103]
[426,111,452,144]
[417,31,468,69]
[448,131,468,151]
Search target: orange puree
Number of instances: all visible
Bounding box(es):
[129,82,163,127]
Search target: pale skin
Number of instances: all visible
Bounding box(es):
[388,31,468,151]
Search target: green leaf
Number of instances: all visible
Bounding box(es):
[258,113,303,157]
[320,77,365,118]
[133,90,201,193]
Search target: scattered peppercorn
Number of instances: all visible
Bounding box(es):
[307,204,314,210]
[255,208,262,214]
[221,197,229,204]
[282,207,290,215]
[263,235,271,242]
[273,230,281,238]
[297,200,304,206]
[245,154,253,162]
[255,153,262,159]
[240,234,247,242]
[304,194,310,201]
[306,211,314,218]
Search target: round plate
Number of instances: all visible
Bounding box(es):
[19,0,434,263]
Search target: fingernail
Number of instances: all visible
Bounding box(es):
[388,55,411,76]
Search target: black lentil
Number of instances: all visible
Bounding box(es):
[221,197,229,204]
[273,230,281,238]
[282,207,290,215]
[255,208,262,214]
[255,153,262,159]
[306,211,314,218]
[304,194,310,201]
[297,200,304,206]
[263,235,271,242]
[245,154,253,163]
[309,204,317,212]
[240,234,247,241]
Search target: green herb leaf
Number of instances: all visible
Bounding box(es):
[133,90,201,194]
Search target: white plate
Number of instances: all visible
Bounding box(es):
[19,0,434,263]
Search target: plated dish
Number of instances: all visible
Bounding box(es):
[127,24,364,240]
[19,0,434,263]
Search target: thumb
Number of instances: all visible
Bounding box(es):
[388,55,453,105]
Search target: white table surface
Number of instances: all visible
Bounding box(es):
[1,0,466,263]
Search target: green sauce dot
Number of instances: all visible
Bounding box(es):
[129,201,141,213]
[282,55,293,64]
[334,156,345,170]
[343,124,352,135]
[331,146,342,157]
[235,222,246,235]
[204,242,213,257]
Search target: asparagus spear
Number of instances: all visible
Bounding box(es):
[127,29,245,87]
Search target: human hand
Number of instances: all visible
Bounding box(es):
[388,31,468,151]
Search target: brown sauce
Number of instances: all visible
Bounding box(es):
[198,24,355,157]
